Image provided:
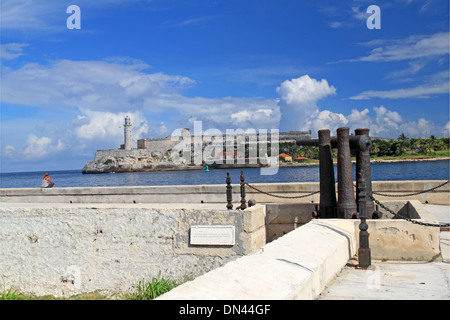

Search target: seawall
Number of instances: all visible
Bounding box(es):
[1,180,448,205]
[0,199,442,298]
[0,203,266,297]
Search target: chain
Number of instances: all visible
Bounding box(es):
[369,194,450,228]
[244,182,320,199]
[372,180,449,197]
[245,180,449,227]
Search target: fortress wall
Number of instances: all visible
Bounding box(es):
[136,130,312,152]
[93,149,151,160]
[144,139,179,153]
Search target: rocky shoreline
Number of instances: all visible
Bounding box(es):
[82,148,450,174]
[278,156,450,168]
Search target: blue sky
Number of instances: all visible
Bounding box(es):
[1,0,449,172]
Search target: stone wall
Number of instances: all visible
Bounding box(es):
[0,199,442,297]
[0,203,265,297]
[2,180,448,205]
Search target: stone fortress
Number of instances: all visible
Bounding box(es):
[82,116,311,173]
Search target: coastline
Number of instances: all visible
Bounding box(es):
[82,156,450,173]
[278,156,450,167]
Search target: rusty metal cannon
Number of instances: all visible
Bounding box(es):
[296,127,373,219]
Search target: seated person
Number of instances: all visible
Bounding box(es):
[41,173,54,188]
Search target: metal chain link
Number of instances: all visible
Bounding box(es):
[244,182,320,199]
[245,180,449,227]
[369,194,450,228]
[372,180,449,197]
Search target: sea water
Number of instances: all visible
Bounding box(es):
[1,160,449,189]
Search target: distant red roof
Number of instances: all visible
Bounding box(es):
[296,156,307,160]
[278,153,291,158]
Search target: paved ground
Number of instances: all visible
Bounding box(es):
[318,205,450,300]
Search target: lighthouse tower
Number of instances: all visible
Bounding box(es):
[124,116,132,150]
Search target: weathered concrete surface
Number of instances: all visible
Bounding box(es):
[318,205,449,300]
[1,180,448,205]
[265,203,315,242]
[0,199,445,299]
[319,205,450,300]
[158,202,444,300]
[365,200,441,261]
[0,203,265,297]
[318,259,450,300]
[157,220,357,300]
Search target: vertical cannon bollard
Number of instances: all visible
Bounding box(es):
[357,177,371,269]
[336,127,358,219]
[226,172,233,210]
[355,128,375,218]
[240,170,247,210]
[318,129,337,218]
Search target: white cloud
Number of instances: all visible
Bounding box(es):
[1,57,280,134]
[0,43,28,60]
[277,75,337,105]
[277,75,337,131]
[329,106,441,139]
[444,121,450,137]
[385,60,427,79]
[231,108,278,128]
[4,145,16,158]
[0,0,58,31]
[16,133,66,160]
[351,6,369,21]
[1,59,195,111]
[274,75,445,138]
[1,55,281,165]
[307,110,348,134]
[350,81,449,99]
[154,95,279,131]
[76,110,149,144]
[358,32,449,62]
[329,31,450,102]
[0,0,141,32]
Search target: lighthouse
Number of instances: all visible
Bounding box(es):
[124,116,132,150]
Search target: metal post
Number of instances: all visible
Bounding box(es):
[318,129,337,218]
[357,176,371,269]
[226,172,233,210]
[240,170,247,210]
[355,128,375,218]
[336,127,358,219]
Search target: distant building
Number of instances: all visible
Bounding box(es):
[120,116,133,150]
[118,116,312,157]
[278,153,292,162]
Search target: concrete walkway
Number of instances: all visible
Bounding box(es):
[318,205,450,300]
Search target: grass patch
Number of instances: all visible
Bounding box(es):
[0,287,27,300]
[0,286,111,300]
[122,272,179,300]
[0,272,178,300]
[371,150,450,160]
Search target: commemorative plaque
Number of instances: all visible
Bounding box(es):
[190,225,235,245]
